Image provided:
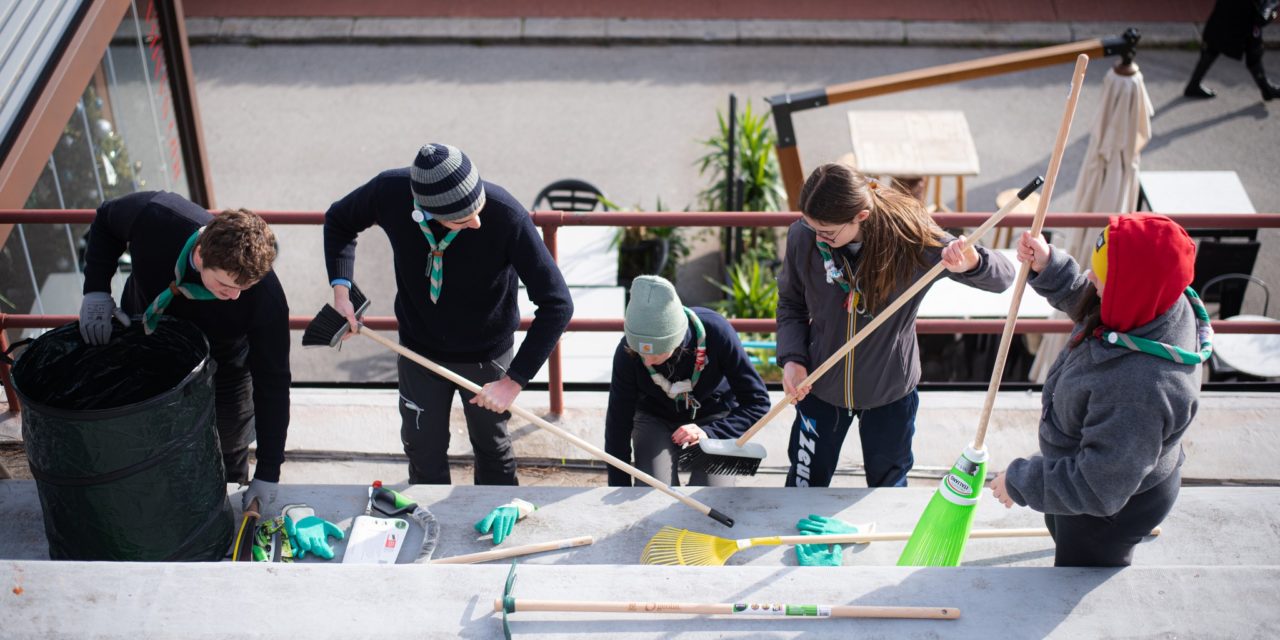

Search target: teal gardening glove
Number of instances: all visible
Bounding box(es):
[283,505,344,560]
[473,498,535,545]
[795,514,873,536]
[795,539,844,567]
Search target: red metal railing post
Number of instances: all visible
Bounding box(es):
[540,214,565,416]
[0,315,21,413]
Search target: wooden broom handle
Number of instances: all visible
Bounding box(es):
[734,175,1045,447]
[432,535,593,565]
[497,599,959,619]
[357,327,731,524]
[974,53,1089,449]
[761,524,1156,546]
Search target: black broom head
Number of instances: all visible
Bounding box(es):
[677,437,766,476]
[301,282,371,349]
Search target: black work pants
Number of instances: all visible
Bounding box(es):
[1046,467,1181,567]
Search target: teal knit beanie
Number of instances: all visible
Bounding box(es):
[624,276,686,355]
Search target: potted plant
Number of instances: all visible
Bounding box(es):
[613,198,691,292]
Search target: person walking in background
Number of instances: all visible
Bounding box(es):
[323,143,573,485]
[776,164,1015,488]
[604,275,770,488]
[80,192,290,510]
[991,215,1207,567]
[1185,0,1280,100]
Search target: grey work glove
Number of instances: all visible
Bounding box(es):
[241,479,278,511]
[79,291,131,345]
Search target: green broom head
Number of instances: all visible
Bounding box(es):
[897,444,988,567]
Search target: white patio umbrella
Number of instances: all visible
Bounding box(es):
[1030,63,1153,381]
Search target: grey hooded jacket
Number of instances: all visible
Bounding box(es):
[776,222,1015,409]
[1004,248,1200,517]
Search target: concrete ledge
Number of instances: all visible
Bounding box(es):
[184,17,1217,48]
[3,484,1276,568]
[351,17,522,40]
[905,21,1072,47]
[605,18,739,43]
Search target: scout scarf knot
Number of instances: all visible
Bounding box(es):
[414,208,460,303]
[816,239,865,314]
[142,228,218,334]
[645,307,708,418]
[1096,287,1214,365]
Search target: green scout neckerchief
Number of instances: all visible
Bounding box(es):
[142,228,218,334]
[1099,287,1214,365]
[816,240,864,314]
[413,206,460,304]
[645,307,708,418]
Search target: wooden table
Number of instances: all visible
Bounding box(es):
[846,110,981,211]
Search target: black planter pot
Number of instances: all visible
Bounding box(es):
[617,238,671,307]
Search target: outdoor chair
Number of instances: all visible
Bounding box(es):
[531,179,612,212]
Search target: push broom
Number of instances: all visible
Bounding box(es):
[637,524,1156,566]
[495,561,959,639]
[302,287,736,527]
[897,53,1090,567]
[680,173,1045,476]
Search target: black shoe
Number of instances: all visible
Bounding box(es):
[1261,82,1280,101]
[1184,83,1216,99]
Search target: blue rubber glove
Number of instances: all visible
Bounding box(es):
[795,539,844,566]
[795,514,872,536]
[473,498,535,545]
[283,505,344,560]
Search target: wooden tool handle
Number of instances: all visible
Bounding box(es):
[358,328,733,526]
[734,174,1045,447]
[433,535,594,565]
[771,526,1053,545]
[973,54,1088,449]
[497,598,958,620]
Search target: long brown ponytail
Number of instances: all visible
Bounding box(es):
[798,163,944,314]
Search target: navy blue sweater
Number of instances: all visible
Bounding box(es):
[604,307,771,487]
[323,169,572,385]
[82,191,292,482]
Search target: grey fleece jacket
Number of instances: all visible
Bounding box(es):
[1004,248,1200,517]
[776,222,1015,409]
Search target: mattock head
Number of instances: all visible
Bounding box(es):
[499,560,518,640]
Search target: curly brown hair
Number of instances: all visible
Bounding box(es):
[798,163,943,314]
[196,209,277,285]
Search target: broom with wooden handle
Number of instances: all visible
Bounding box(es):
[495,561,958,639]
[897,53,1090,568]
[432,535,593,565]
[679,173,1045,476]
[639,522,1157,566]
[302,298,736,528]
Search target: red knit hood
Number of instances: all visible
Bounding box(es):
[1098,213,1196,333]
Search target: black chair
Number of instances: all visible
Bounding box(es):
[531,179,612,212]
[1191,239,1260,319]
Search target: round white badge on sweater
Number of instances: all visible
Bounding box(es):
[411,210,425,223]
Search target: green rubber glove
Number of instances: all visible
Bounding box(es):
[283,505,344,560]
[473,498,536,545]
[795,514,872,536]
[795,529,844,567]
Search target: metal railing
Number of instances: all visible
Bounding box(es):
[3,209,1279,415]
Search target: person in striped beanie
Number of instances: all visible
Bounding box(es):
[991,213,1209,566]
[323,144,573,486]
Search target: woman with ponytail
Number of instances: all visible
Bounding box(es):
[991,215,1207,566]
[776,163,1016,488]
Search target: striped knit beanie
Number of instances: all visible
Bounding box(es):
[410,143,486,222]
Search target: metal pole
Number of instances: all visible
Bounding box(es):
[542,222,564,417]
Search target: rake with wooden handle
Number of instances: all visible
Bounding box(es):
[639,522,1158,566]
[898,54,1091,568]
[302,301,736,528]
[432,535,593,565]
[495,561,958,639]
[679,174,1045,476]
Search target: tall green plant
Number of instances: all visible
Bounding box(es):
[707,259,780,379]
[696,100,785,213]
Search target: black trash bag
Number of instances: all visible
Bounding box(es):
[13,316,234,561]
